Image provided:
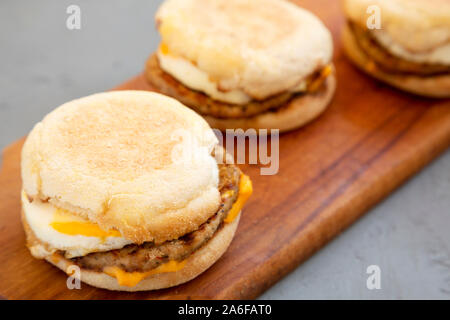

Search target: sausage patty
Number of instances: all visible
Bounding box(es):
[68,151,241,273]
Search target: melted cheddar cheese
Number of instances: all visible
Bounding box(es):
[50,209,122,239]
[307,64,333,92]
[224,174,253,223]
[104,260,187,287]
[160,42,170,56]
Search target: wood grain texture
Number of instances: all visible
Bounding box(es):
[1,0,450,299]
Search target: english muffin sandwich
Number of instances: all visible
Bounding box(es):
[21,90,252,291]
[343,0,450,98]
[145,0,336,133]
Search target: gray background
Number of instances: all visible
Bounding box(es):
[1,0,449,300]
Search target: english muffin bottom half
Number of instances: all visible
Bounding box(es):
[343,0,450,98]
[21,90,252,291]
[145,0,336,133]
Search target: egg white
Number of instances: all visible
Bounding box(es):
[157,48,252,104]
[373,30,450,65]
[21,191,133,258]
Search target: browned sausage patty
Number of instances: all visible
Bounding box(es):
[68,150,241,273]
[145,54,300,119]
[350,22,450,76]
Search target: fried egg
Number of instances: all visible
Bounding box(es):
[157,44,252,104]
[157,44,309,105]
[21,191,133,258]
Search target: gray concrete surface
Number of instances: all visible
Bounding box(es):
[1,0,449,300]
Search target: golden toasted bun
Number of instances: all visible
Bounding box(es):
[21,91,221,244]
[344,0,450,65]
[204,70,336,133]
[342,24,450,98]
[156,0,333,100]
[45,214,240,291]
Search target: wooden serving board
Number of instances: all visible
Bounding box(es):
[1,0,450,300]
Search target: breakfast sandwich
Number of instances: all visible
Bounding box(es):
[145,0,336,133]
[343,0,450,98]
[20,90,252,291]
